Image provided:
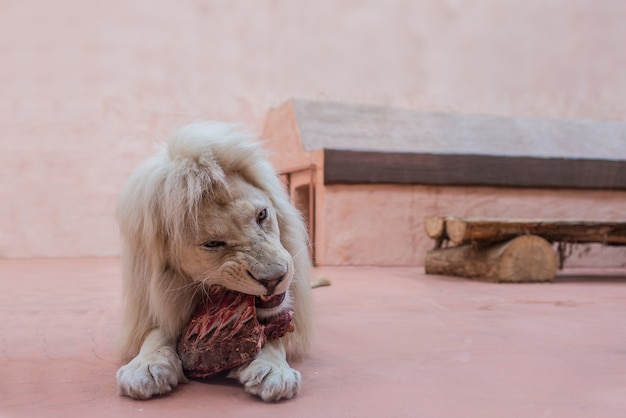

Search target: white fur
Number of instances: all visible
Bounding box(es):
[116,122,313,401]
[228,340,300,401]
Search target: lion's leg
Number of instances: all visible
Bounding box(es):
[117,328,188,399]
[228,339,301,401]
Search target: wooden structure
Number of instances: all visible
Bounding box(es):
[424,217,626,282]
[262,99,626,267]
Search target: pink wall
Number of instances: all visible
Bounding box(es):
[319,185,626,267]
[2,1,626,258]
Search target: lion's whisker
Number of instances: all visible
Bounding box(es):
[289,245,314,259]
[165,280,200,293]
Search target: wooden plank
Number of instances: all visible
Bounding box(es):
[323,149,626,190]
[442,218,626,246]
[425,235,558,283]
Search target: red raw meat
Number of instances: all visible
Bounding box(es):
[177,286,294,378]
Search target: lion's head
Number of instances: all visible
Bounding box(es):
[116,122,313,360]
[178,173,294,313]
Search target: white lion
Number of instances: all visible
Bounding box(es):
[115,122,313,401]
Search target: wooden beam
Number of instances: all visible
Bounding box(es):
[323,149,626,190]
[443,218,626,246]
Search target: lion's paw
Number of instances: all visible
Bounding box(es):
[230,358,301,401]
[117,346,188,399]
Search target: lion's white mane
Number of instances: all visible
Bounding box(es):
[116,122,313,361]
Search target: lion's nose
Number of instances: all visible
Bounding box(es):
[248,265,287,295]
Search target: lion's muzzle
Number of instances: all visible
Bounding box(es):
[246,267,288,309]
[246,263,288,296]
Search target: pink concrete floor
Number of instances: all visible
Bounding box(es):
[1,258,626,418]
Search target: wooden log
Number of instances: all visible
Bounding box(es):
[424,216,446,239]
[424,216,449,249]
[424,235,558,283]
[444,218,626,246]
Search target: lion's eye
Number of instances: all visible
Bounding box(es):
[202,241,226,249]
[257,208,268,224]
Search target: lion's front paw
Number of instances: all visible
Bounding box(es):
[117,346,188,399]
[230,358,301,401]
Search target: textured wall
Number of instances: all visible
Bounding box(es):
[2,0,626,257]
[319,185,626,267]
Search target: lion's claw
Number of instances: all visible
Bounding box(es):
[231,358,301,401]
[117,346,187,399]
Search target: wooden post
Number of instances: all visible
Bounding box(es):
[424,235,558,283]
